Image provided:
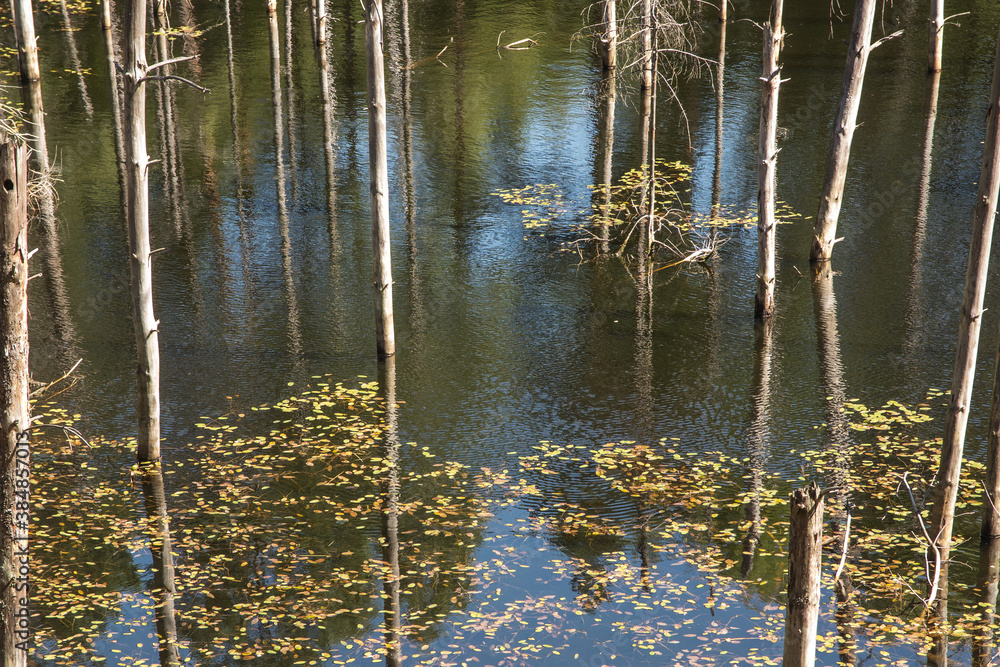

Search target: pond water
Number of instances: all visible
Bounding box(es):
[14,0,1000,664]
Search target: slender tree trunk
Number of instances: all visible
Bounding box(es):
[711,6,726,220]
[645,32,658,255]
[597,69,616,254]
[599,0,616,70]
[315,0,326,46]
[11,0,39,84]
[366,0,395,358]
[932,24,1000,582]
[755,0,783,319]
[809,0,877,262]
[783,483,824,667]
[124,0,161,462]
[140,469,180,666]
[284,0,300,202]
[929,0,944,73]
[640,0,652,90]
[0,138,29,667]
[927,562,950,667]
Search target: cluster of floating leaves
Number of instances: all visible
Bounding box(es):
[492,160,804,241]
[23,382,996,666]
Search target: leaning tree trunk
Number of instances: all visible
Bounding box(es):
[124,0,161,462]
[11,0,39,84]
[932,22,1000,587]
[0,138,30,667]
[929,0,944,73]
[809,0,877,262]
[366,0,395,358]
[755,0,783,319]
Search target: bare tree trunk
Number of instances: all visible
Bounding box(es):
[599,0,616,70]
[755,0,783,319]
[929,0,944,73]
[782,483,824,667]
[809,0,877,262]
[932,23,1000,577]
[640,0,652,90]
[315,0,327,46]
[11,0,39,84]
[597,69,616,255]
[140,469,180,666]
[974,537,1000,667]
[124,0,161,462]
[710,5,726,221]
[366,0,395,358]
[927,562,950,667]
[284,0,300,203]
[0,138,29,667]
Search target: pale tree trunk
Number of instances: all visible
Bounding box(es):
[641,0,652,90]
[597,69,616,254]
[929,0,944,73]
[710,4,726,220]
[931,23,1000,596]
[599,0,616,70]
[782,483,824,667]
[124,0,161,462]
[755,0,783,319]
[11,0,39,84]
[366,0,395,358]
[809,0,877,262]
[0,137,30,667]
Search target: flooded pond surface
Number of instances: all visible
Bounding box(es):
[15,0,1000,664]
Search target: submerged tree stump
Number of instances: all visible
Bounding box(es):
[783,483,824,667]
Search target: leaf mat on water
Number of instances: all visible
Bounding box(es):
[24,384,992,666]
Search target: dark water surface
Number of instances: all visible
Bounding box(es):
[14,0,1000,664]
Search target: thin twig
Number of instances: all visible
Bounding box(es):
[30,358,82,397]
[138,74,211,93]
[146,54,198,74]
[833,504,852,584]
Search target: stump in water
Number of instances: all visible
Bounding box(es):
[783,483,824,667]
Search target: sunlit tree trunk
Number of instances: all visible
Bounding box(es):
[932,23,1000,597]
[809,0,877,262]
[755,0,783,319]
[0,138,30,667]
[11,0,39,84]
[929,0,944,73]
[124,0,161,462]
[596,69,616,254]
[379,356,402,667]
[366,0,395,358]
[783,484,824,667]
[599,0,616,70]
[640,0,652,90]
[710,4,726,220]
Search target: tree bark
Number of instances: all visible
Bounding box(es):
[929,0,944,73]
[599,0,616,71]
[124,0,161,462]
[640,0,652,90]
[933,23,1000,571]
[11,0,39,84]
[809,0,877,262]
[366,0,395,358]
[0,137,30,667]
[782,483,824,667]
[755,0,783,319]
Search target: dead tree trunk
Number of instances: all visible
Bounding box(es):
[11,0,39,84]
[101,0,127,206]
[597,69,616,254]
[599,0,617,70]
[809,0,877,262]
[366,0,395,358]
[124,0,161,462]
[755,0,783,319]
[640,0,652,90]
[0,137,30,667]
[711,5,726,220]
[929,0,944,73]
[379,356,402,667]
[974,537,1000,667]
[782,483,824,667]
[932,23,1000,585]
